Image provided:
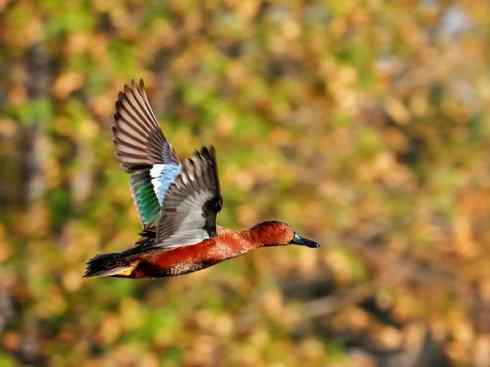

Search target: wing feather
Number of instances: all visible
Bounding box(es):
[112,79,181,225]
[152,146,223,248]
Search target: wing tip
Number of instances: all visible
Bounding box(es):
[122,78,147,97]
[112,79,180,170]
[198,145,216,161]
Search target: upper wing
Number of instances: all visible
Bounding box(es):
[153,146,223,248]
[112,79,181,226]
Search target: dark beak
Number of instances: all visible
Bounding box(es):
[289,233,320,248]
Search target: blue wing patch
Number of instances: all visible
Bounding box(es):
[150,163,182,205]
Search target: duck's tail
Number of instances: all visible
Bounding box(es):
[83,249,141,278]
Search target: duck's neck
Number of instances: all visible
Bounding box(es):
[211,229,263,258]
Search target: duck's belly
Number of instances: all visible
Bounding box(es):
[131,258,219,278]
[128,235,247,278]
[130,241,225,278]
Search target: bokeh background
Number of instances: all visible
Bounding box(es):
[1,1,490,366]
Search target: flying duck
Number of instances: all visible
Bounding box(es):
[84,80,319,278]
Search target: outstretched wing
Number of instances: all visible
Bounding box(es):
[112,79,181,226]
[153,146,223,248]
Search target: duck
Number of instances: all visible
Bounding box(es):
[84,80,319,279]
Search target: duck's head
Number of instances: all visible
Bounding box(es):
[250,221,320,248]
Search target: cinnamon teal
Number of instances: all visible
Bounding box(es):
[84,80,319,278]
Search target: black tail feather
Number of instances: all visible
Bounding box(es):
[84,252,133,278]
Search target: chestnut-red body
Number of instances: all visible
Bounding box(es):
[130,232,251,277]
[123,223,293,278]
[84,221,320,279]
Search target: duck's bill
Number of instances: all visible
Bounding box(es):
[289,233,320,248]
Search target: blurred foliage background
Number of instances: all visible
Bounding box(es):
[1,0,490,366]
